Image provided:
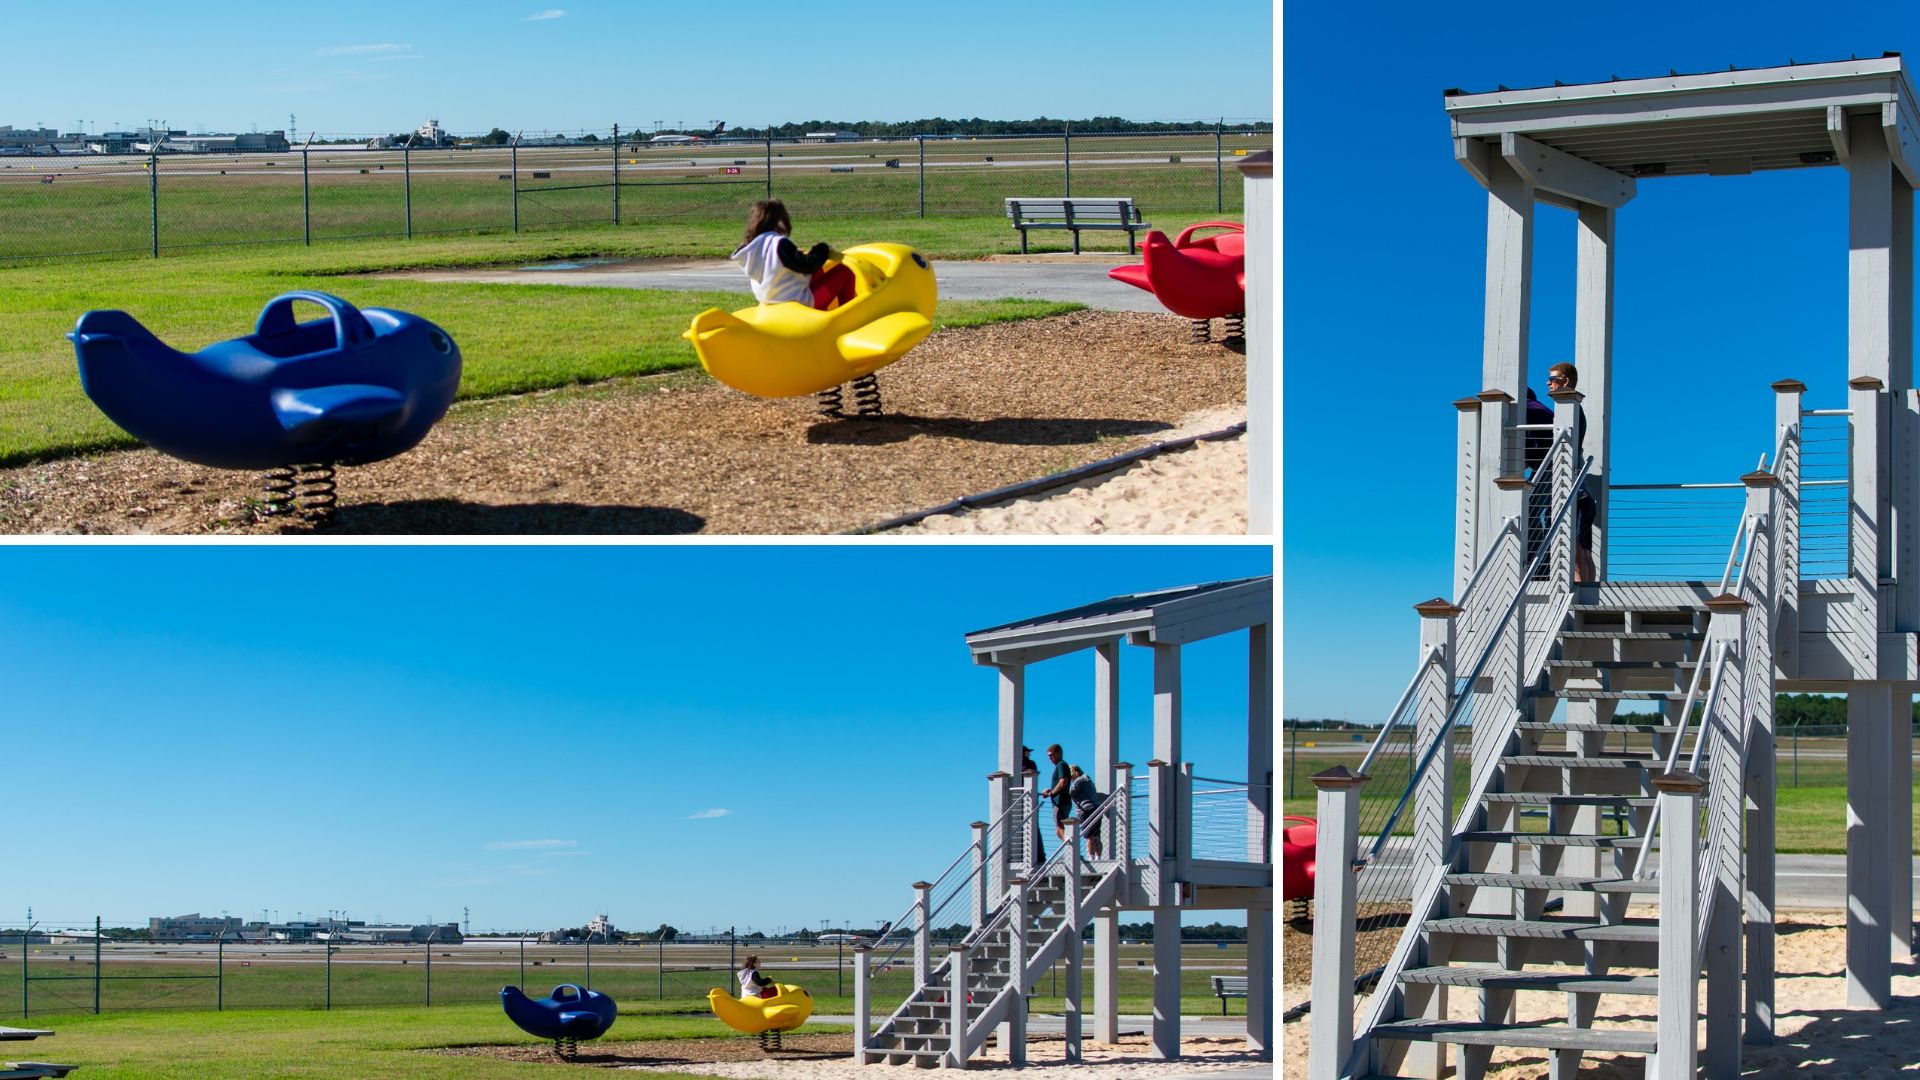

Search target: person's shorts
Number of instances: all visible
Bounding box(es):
[1054,802,1071,826]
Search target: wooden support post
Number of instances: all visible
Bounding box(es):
[1008,878,1029,1066]
[853,944,872,1058]
[1848,682,1896,1008]
[1703,592,1747,1079]
[1095,643,1120,808]
[1065,821,1084,1063]
[912,881,933,992]
[947,946,969,1069]
[1406,599,1458,1080]
[1095,760,1131,1046]
[1743,471,1779,1045]
[971,821,990,929]
[1151,906,1181,1061]
[1455,395,1484,596]
[1247,901,1273,1061]
[987,772,1013,894]
[1308,767,1367,1080]
[1549,387,1585,592]
[1148,760,1174,906]
[1653,770,1704,1080]
[1575,203,1615,580]
[1772,379,1805,678]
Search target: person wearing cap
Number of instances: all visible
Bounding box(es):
[1040,744,1073,844]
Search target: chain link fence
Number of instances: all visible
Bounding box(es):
[0,126,1272,263]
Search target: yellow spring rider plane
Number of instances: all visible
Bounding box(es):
[683,243,937,419]
[707,983,814,1049]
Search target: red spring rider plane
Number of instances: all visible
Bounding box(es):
[1107,222,1247,345]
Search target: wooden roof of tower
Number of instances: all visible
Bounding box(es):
[965,576,1270,667]
[1446,54,1920,196]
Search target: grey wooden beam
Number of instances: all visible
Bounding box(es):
[1575,203,1616,580]
[1500,132,1636,208]
[1847,684,1896,1008]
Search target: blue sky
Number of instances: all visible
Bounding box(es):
[0,1,1273,136]
[1,544,1269,934]
[1283,5,1920,720]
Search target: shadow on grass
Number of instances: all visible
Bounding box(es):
[804,414,1169,447]
[309,501,705,535]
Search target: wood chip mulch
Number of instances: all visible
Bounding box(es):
[0,311,1244,535]
[433,1031,850,1067]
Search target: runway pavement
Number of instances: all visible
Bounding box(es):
[397,258,1169,313]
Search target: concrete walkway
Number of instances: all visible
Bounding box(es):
[397,258,1168,312]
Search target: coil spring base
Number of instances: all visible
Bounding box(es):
[1222,313,1246,345]
[851,373,883,417]
[818,376,884,419]
[261,463,338,523]
[759,1029,784,1052]
[553,1037,579,1058]
[1188,318,1213,344]
[817,385,845,419]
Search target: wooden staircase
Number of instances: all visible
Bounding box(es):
[863,859,1127,1068]
[1352,590,1725,1079]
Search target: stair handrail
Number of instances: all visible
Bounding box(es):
[1630,506,1758,881]
[870,795,1023,975]
[1360,448,1594,863]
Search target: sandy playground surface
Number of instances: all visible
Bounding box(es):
[0,311,1247,535]
[439,1031,1266,1077]
[1283,909,1920,1077]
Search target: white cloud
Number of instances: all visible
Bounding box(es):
[317,43,411,55]
[370,55,426,62]
[540,850,592,858]
[523,9,567,19]
[485,839,577,850]
[685,808,730,820]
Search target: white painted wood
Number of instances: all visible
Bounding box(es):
[1848,377,1884,675]
[1575,204,1614,580]
[1655,772,1702,1080]
[1454,135,1494,188]
[1830,104,1853,167]
[987,772,1012,898]
[947,947,969,1069]
[1094,643,1119,801]
[1446,55,1903,114]
[1178,763,1196,889]
[1550,390,1584,590]
[1456,397,1484,596]
[1148,760,1172,907]
[1499,131,1636,207]
[1152,644,1182,769]
[1009,883,1029,1067]
[1408,613,1451,1080]
[914,881,933,991]
[1480,163,1533,398]
[997,665,1026,782]
[1743,479,1778,1046]
[1308,773,1362,1080]
[1883,99,1920,188]
[1065,824,1084,1063]
[1239,153,1272,533]
[1151,906,1181,1061]
[1895,697,1915,964]
[1774,381,1805,678]
[1248,623,1273,867]
[1847,683,1895,1008]
[1246,902,1272,1059]
[970,822,989,929]
[853,945,872,1057]
[1092,913,1118,1045]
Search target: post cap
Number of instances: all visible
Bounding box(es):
[1114,761,1133,770]
[1009,877,1029,887]
[1234,149,1273,177]
[1453,395,1483,412]
[1850,375,1886,391]
[987,771,1011,780]
[1477,388,1516,404]
[853,943,872,952]
[1741,469,1779,487]
[1547,388,1585,404]
[1652,769,1707,794]
[1771,378,1807,394]
[1311,765,1371,790]
[1147,758,1167,767]
[912,881,934,890]
[970,821,987,830]
[1494,474,1530,490]
[1414,598,1463,617]
[1704,592,1749,612]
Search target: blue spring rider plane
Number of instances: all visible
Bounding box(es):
[501,983,618,1056]
[69,290,462,518]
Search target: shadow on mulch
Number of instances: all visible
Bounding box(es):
[436,1032,849,1068]
[803,415,1169,448]
[313,501,706,535]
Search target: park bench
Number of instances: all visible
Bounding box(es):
[1004,197,1149,255]
[1210,974,1248,1015]
[3,1064,78,1079]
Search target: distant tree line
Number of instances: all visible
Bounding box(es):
[629,117,1272,140]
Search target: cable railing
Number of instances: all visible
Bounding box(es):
[869,794,1024,975]
[1797,412,1849,580]
[1189,777,1267,862]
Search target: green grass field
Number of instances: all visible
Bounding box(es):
[0,134,1272,262]
[0,218,1116,466]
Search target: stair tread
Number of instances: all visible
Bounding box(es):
[1368,1018,1657,1053]
[1442,873,1657,893]
[1397,965,1659,994]
[1424,916,1659,942]
[1513,722,1682,732]
[1481,794,1657,807]
[1555,689,1698,700]
[1547,660,1699,669]
[1559,631,1698,640]
[1458,831,1646,847]
[1501,754,1701,768]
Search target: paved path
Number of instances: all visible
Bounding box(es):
[398,258,1168,313]
[813,1015,1251,1038]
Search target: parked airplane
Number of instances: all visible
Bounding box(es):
[649,122,726,145]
